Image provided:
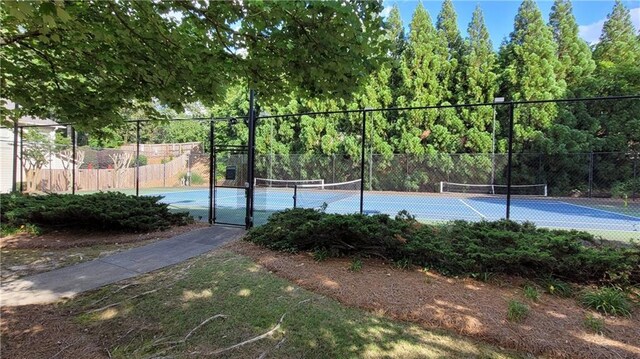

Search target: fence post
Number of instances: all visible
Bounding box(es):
[505,102,514,220]
[208,121,214,224]
[135,121,140,196]
[633,152,638,199]
[71,127,76,195]
[245,89,256,229]
[19,127,24,192]
[588,152,594,198]
[12,121,18,192]
[359,109,366,215]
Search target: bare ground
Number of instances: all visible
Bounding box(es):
[228,241,640,359]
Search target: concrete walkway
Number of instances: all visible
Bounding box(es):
[1,225,245,307]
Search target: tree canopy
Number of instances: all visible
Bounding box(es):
[1,0,387,128]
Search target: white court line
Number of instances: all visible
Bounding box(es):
[459,199,486,219]
[557,201,640,221]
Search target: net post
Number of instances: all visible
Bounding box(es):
[293,185,297,208]
[439,181,443,193]
[208,120,214,225]
[544,184,548,197]
[505,102,514,220]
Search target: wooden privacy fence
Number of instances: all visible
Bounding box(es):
[38,154,189,192]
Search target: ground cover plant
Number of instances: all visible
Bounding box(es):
[0,192,191,233]
[246,208,640,286]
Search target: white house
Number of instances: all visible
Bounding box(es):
[0,102,63,193]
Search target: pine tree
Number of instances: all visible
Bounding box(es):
[593,0,640,65]
[458,6,498,153]
[436,0,464,102]
[396,3,452,154]
[499,0,565,147]
[549,0,595,89]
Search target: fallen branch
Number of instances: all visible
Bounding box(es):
[206,313,286,356]
[86,289,159,314]
[183,314,228,342]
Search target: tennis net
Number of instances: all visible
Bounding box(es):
[440,181,548,196]
[294,179,362,209]
[254,177,324,188]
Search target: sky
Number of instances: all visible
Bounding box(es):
[381,0,640,48]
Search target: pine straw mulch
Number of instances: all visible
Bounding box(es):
[1,304,109,359]
[227,241,640,359]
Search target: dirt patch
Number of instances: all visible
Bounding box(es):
[228,241,640,359]
[0,305,108,359]
[0,222,209,250]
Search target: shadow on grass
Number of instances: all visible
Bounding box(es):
[61,250,520,359]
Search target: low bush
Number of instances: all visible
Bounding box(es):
[1,192,192,233]
[507,300,529,322]
[581,288,632,317]
[583,314,606,334]
[245,208,640,285]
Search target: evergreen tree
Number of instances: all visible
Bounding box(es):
[593,0,640,65]
[549,0,595,89]
[436,0,464,102]
[458,6,498,153]
[499,0,565,148]
[396,3,452,154]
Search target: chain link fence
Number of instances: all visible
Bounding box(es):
[11,96,640,241]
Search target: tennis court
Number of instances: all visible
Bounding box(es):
[154,184,640,240]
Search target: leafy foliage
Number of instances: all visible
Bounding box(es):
[1,1,387,129]
[0,192,192,232]
[581,287,632,317]
[542,277,574,297]
[246,209,640,285]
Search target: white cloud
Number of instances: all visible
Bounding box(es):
[579,19,605,45]
[579,7,640,45]
[631,8,640,30]
[380,6,392,19]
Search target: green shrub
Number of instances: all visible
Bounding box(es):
[611,178,640,199]
[523,285,540,301]
[0,192,192,233]
[313,248,330,262]
[245,210,640,285]
[581,288,632,317]
[349,258,363,272]
[542,277,573,297]
[178,172,205,185]
[507,300,529,322]
[133,154,148,167]
[584,314,606,334]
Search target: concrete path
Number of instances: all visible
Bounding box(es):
[1,225,245,307]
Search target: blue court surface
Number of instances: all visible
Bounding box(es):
[154,187,640,237]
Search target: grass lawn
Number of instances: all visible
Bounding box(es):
[45,249,523,359]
